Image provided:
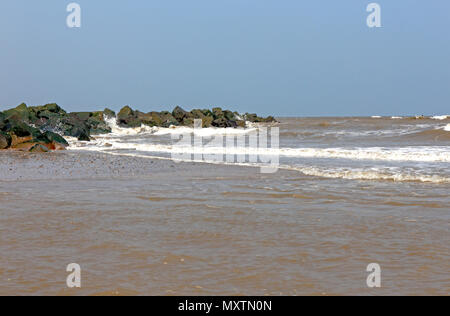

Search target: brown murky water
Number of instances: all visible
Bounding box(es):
[0,117,449,295]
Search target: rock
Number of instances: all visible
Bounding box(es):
[236,120,246,128]
[135,111,155,126]
[0,112,6,130]
[263,116,276,123]
[43,131,69,147]
[190,109,206,119]
[29,144,49,153]
[117,106,141,127]
[212,117,236,128]
[182,118,194,126]
[243,113,277,123]
[30,103,66,115]
[117,106,134,123]
[71,112,91,121]
[159,112,179,127]
[3,103,31,123]
[150,112,163,126]
[0,131,11,149]
[223,110,236,121]
[86,112,112,134]
[73,128,91,141]
[1,102,277,152]
[103,108,116,119]
[212,107,224,119]
[201,116,214,128]
[172,106,189,122]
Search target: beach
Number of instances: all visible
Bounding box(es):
[1,116,449,295]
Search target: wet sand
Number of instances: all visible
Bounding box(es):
[0,151,449,295]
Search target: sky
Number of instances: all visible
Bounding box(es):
[1,0,449,116]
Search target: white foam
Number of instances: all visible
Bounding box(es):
[66,145,450,184]
[444,124,450,132]
[431,115,450,120]
[100,116,157,137]
[102,115,258,137]
[153,126,257,136]
[391,116,403,119]
[68,135,450,164]
[283,166,450,184]
[371,116,382,119]
[278,147,450,162]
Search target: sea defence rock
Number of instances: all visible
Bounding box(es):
[0,103,114,151]
[0,102,277,151]
[0,103,117,142]
[115,105,276,129]
[0,112,69,152]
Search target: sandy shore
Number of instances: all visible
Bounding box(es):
[0,150,271,182]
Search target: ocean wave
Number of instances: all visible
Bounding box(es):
[68,136,450,163]
[65,144,450,184]
[431,115,450,120]
[102,116,158,136]
[283,166,450,184]
[278,147,450,162]
[399,127,450,142]
[152,126,258,136]
[101,116,258,137]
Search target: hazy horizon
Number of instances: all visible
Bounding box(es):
[1,0,449,116]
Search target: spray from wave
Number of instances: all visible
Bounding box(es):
[101,115,258,137]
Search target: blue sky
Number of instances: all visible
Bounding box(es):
[1,0,449,116]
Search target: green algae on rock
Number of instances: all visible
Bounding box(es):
[0,103,277,152]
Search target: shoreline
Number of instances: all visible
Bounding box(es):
[0,149,281,183]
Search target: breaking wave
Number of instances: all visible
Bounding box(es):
[102,115,257,137]
[69,136,450,163]
[66,116,450,184]
[282,166,450,184]
[431,115,450,120]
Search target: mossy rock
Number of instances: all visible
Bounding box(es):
[7,121,36,137]
[103,108,116,119]
[3,103,31,122]
[202,109,214,117]
[70,112,91,121]
[29,144,50,153]
[0,131,11,149]
[172,106,189,122]
[190,109,206,119]
[117,106,141,127]
[90,123,111,135]
[202,116,213,128]
[223,110,236,121]
[30,103,66,115]
[236,120,246,128]
[212,107,224,119]
[160,112,179,127]
[118,106,134,119]
[0,112,6,130]
[212,117,228,127]
[43,131,69,147]
[182,118,194,126]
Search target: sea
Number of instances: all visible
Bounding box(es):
[0,115,449,295]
